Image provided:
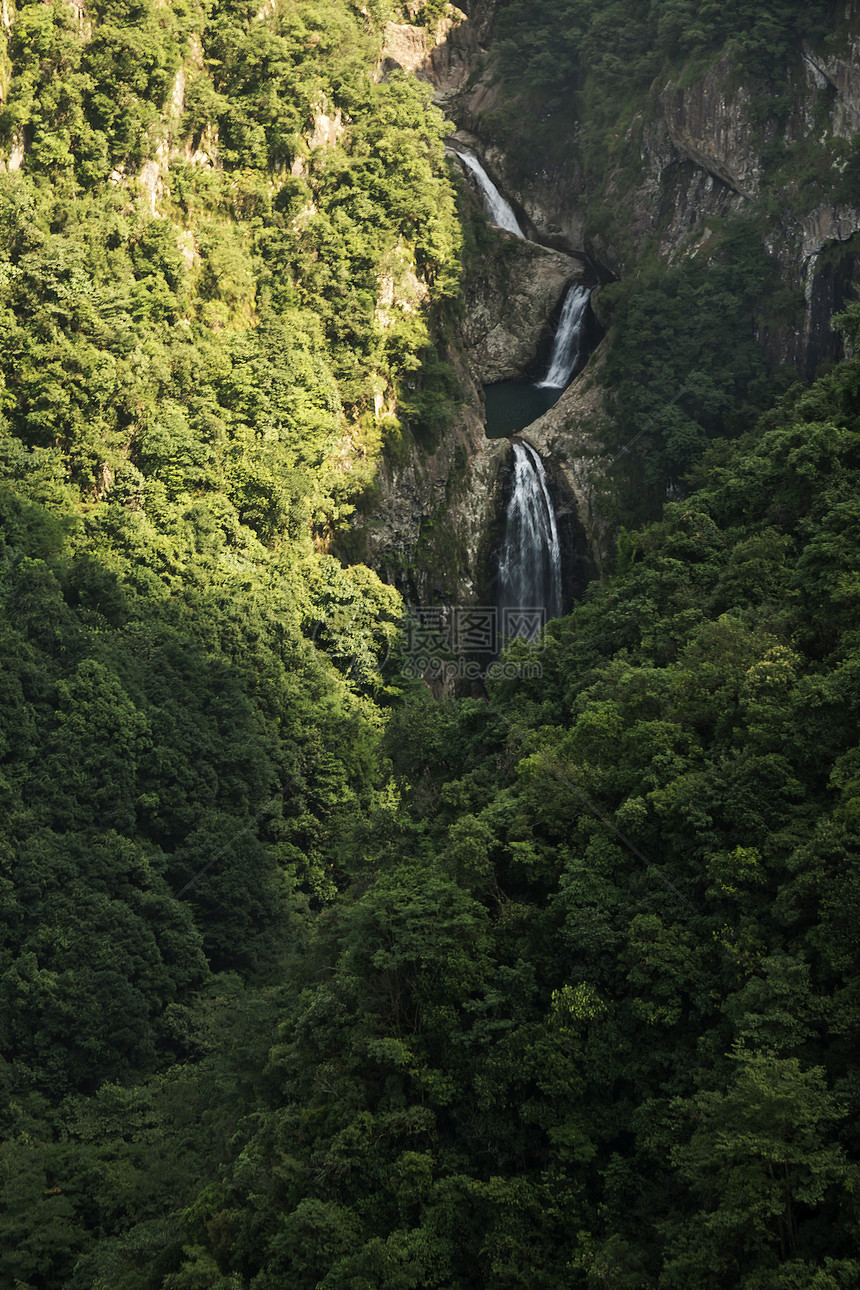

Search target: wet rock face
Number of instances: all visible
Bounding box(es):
[357,339,509,610]
[356,224,589,610]
[525,343,612,581]
[460,237,587,384]
[805,241,860,376]
[368,434,512,609]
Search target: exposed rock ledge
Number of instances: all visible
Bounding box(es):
[659,58,764,200]
[458,226,586,383]
[363,346,508,606]
[379,6,474,98]
[524,342,612,580]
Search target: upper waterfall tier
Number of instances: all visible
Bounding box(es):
[454,150,526,239]
[536,284,591,389]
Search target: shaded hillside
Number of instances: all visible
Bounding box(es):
[4,3,860,1289]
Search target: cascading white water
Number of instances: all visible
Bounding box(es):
[536,283,591,389]
[498,442,562,638]
[455,150,526,239]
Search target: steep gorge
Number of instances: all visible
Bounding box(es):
[5,0,856,622]
[7,5,860,1286]
[367,0,860,607]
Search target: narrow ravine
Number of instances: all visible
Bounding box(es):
[451,143,594,634]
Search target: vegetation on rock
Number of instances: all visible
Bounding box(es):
[2,1,860,1288]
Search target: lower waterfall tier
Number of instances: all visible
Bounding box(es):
[497,441,562,636]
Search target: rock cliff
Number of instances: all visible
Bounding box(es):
[456,223,586,382]
[523,343,613,582]
[359,346,508,608]
[455,9,860,374]
[368,0,860,610]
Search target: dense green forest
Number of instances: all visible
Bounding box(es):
[492,0,836,178]
[3,0,860,1286]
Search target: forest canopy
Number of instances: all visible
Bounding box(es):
[2,0,860,1288]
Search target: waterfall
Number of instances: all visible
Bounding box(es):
[455,150,526,239]
[536,284,591,389]
[498,442,562,639]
